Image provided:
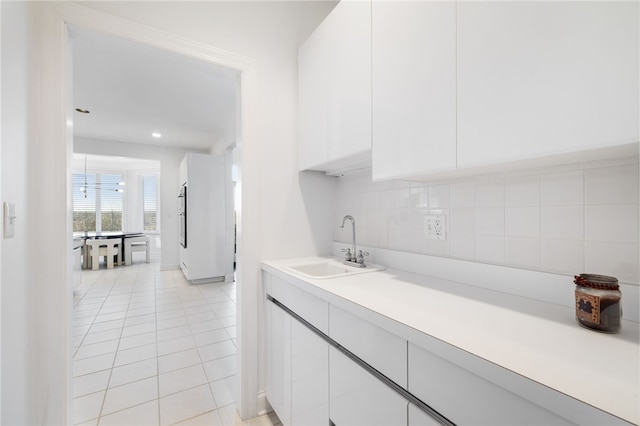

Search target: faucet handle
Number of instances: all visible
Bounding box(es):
[341,248,352,261]
[356,250,369,264]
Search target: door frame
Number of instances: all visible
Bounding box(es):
[36,2,259,423]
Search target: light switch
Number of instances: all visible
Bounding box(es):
[3,202,16,238]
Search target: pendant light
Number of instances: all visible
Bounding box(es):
[78,155,125,198]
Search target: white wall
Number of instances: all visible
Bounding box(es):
[335,158,640,285]
[75,136,204,269]
[0,2,36,423]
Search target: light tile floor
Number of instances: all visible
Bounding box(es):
[72,253,272,425]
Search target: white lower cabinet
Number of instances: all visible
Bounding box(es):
[264,268,631,426]
[291,320,329,426]
[408,342,628,426]
[265,299,329,426]
[329,347,408,426]
[329,305,407,387]
[409,342,564,425]
[265,301,291,426]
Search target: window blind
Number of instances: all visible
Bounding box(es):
[100,173,124,231]
[143,175,158,231]
[73,173,97,231]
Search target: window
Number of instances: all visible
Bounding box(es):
[143,175,158,231]
[73,173,97,231]
[73,172,124,232]
[100,173,124,231]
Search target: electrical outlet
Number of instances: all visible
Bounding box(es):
[424,214,446,240]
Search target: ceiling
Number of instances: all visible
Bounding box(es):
[70,25,239,151]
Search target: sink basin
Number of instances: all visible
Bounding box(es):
[284,259,385,279]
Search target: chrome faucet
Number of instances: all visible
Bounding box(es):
[340,215,368,268]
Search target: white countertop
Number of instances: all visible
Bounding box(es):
[263,256,640,425]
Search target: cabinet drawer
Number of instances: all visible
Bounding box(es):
[408,343,627,426]
[263,271,329,334]
[330,305,407,387]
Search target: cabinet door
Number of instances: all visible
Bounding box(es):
[330,347,408,426]
[265,301,291,425]
[299,1,372,173]
[326,0,371,163]
[329,304,407,387]
[291,320,329,426]
[409,343,574,426]
[457,2,639,168]
[298,19,329,171]
[372,1,457,181]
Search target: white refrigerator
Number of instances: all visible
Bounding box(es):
[179,152,226,283]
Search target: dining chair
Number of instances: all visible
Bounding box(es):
[124,235,150,265]
[85,238,121,270]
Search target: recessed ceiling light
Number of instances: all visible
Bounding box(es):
[75,108,90,114]
[152,132,162,138]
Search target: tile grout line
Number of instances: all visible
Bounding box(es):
[74,263,240,425]
[96,265,138,423]
[155,266,162,425]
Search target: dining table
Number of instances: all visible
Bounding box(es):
[75,231,145,269]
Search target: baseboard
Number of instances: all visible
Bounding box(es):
[191,276,225,285]
[256,390,271,416]
[160,263,180,271]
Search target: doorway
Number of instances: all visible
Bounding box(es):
[34,3,260,423]
[67,20,247,425]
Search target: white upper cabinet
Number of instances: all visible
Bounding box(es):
[298,18,329,171]
[326,0,372,167]
[298,0,371,174]
[457,1,639,169]
[371,1,457,181]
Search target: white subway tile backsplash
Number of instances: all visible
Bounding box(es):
[427,239,450,257]
[505,238,540,270]
[362,191,381,211]
[475,236,505,264]
[585,241,639,283]
[505,207,540,238]
[450,208,475,236]
[585,204,639,243]
[475,207,505,236]
[540,239,584,275]
[334,159,638,284]
[379,190,394,209]
[409,187,429,209]
[540,169,584,206]
[450,182,475,208]
[450,234,475,260]
[505,174,540,207]
[394,188,410,209]
[474,179,504,207]
[428,184,450,209]
[540,206,584,240]
[585,163,639,205]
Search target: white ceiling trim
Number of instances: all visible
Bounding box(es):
[54,1,255,70]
